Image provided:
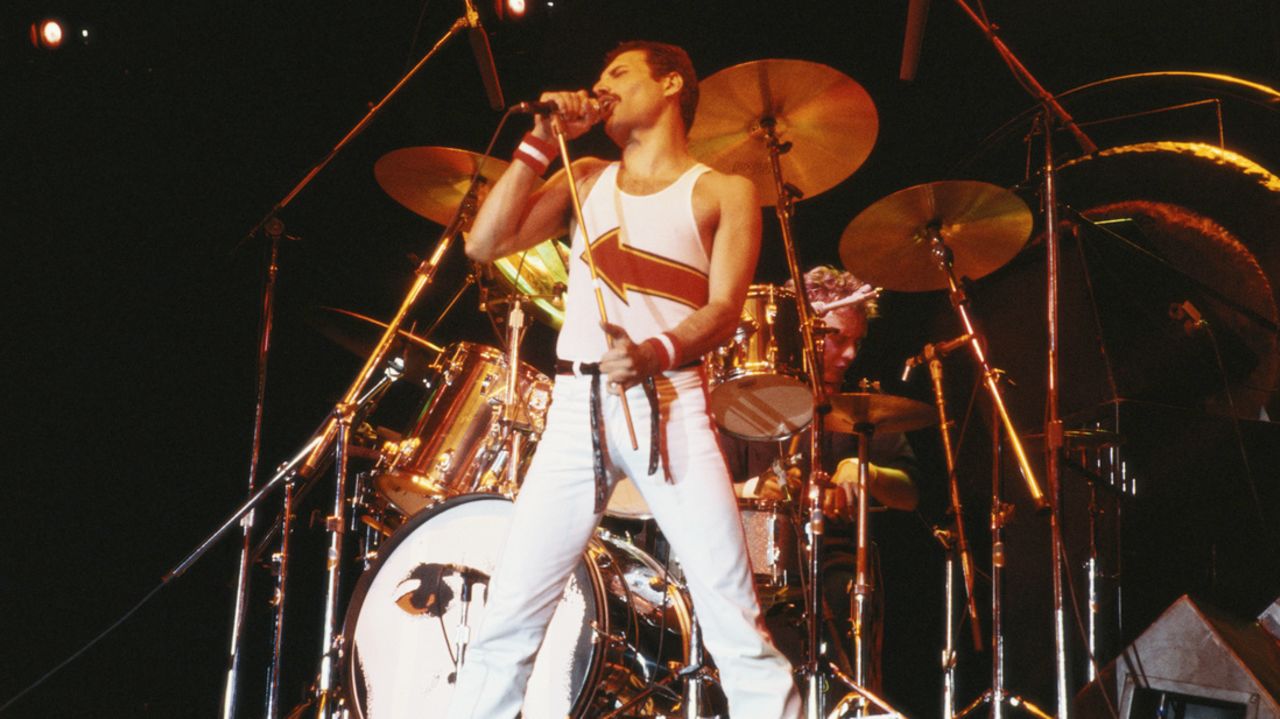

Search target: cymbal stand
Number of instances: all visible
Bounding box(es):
[754,118,902,719]
[755,118,829,717]
[501,289,528,494]
[917,343,983,717]
[944,2,1097,712]
[954,381,1051,719]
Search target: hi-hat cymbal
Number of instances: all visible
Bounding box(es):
[839,180,1033,292]
[688,59,878,206]
[488,238,571,330]
[374,147,512,226]
[826,393,937,435]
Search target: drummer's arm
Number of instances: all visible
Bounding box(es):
[465,156,608,262]
[658,173,761,362]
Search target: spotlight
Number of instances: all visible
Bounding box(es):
[494,0,527,20]
[30,18,65,50]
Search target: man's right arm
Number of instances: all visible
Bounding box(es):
[466,92,606,262]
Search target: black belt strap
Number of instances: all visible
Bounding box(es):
[556,360,665,512]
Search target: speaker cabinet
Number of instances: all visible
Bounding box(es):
[1076,595,1280,718]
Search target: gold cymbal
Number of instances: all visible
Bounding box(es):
[826,392,937,435]
[688,59,878,205]
[374,146,512,226]
[839,180,1033,292]
[488,238,571,330]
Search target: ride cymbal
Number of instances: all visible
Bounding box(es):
[688,59,877,205]
[839,180,1033,292]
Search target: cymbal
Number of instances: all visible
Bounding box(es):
[307,306,442,382]
[825,392,937,435]
[839,180,1033,292]
[489,238,571,330]
[688,59,877,206]
[374,146,512,226]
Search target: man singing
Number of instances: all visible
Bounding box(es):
[446,41,802,718]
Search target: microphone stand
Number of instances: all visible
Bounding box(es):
[215,11,477,718]
[946,2,1097,712]
[220,218,286,719]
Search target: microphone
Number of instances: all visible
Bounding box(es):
[464,0,505,110]
[901,333,971,381]
[511,96,613,118]
[899,0,931,81]
[510,100,560,115]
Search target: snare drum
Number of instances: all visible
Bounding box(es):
[375,342,552,515]
[341,494,693,718]
[706,284,813,440]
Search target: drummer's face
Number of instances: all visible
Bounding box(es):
[822,309,866,390]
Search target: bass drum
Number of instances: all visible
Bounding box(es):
[342,493,693,718]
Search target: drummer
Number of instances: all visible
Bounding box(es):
[725,265,920,695]
[728,265,920,514]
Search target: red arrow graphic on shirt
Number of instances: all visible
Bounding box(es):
[584,229,709,310]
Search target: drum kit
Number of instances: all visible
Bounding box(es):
[265,53,1058,719]
[191,23,1138,715]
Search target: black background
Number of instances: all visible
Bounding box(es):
[6,1,1280,717]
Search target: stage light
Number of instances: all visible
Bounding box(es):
[31,18,65,50]
[495,0,527,20]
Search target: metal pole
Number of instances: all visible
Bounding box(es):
[1041,109,1073,719]
[220,224,282,719]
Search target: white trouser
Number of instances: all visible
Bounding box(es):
[445,368,801,718]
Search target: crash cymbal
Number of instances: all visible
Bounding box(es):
[688,59,877,206]
[489,238,571,330]
[839,180,1033,292]
[374,147,512,226]
[825,392,937,435]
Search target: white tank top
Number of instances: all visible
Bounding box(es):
[557,161,713,362]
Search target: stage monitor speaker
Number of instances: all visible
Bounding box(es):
[1076,594,1280,718]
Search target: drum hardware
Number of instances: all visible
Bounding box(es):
[952,371,1052,719]
[688,57,899,718]
[819,393,934,718]
[911,337,985,719]
[934,2,1100,712]
[842,180,1049,716]
[299,140,496,718]
[222,216,287,719]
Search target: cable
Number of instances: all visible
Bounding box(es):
[1204,323,1277,553]
[0,582,165,714]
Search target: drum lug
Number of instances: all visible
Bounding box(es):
[590,620,627,647]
